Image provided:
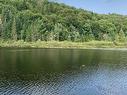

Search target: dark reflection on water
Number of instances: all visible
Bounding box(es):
[0,48,127,95]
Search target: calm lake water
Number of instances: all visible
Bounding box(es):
[0,48,127,95]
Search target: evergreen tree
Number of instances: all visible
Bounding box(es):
[11,17,17,40]
[0,17,2,38]
[20,30,24,40]
[118,28,126,42]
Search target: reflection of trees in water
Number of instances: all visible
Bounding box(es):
[0,49,127,80]
[0,49,100,80]
[0,49,101,82]
[0,49,127,74]
[0,49,99,73]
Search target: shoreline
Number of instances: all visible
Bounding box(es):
[0,40,127,49]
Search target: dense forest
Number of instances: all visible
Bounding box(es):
[0,0,127,42]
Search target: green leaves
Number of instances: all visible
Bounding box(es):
[0,0,127,42]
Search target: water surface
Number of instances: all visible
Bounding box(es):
[0,48,127,95]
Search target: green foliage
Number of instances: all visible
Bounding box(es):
[118,28,126,42]
[0,0,127,42]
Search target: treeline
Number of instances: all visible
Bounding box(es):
[0,0,127,42]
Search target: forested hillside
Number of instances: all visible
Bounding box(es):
[0,0,127,42]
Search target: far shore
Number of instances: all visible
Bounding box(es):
[0,40,127,49]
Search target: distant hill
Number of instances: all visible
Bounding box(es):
[0,0,127,42]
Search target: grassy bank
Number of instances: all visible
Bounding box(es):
[0,40,127,49]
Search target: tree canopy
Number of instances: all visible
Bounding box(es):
[0,0,127,42]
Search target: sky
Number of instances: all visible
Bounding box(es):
[55,0,127,15]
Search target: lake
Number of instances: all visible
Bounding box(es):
[0,48,127,95]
